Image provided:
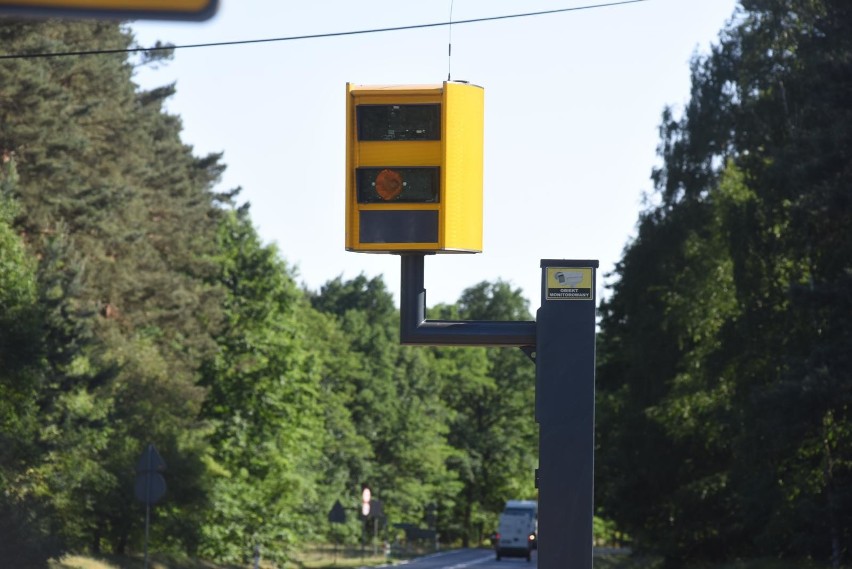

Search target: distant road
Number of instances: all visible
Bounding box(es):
[387,546,631,569]
[398,548,522,569]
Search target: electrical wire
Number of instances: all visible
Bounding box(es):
[0,0,648,60]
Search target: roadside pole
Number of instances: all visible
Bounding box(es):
[134,444,166,569]
[536,260,597,569]
[395,256,597,568]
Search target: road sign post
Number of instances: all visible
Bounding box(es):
[361,486,371,558]
[135,444,167,569]
[536,261,597,569]
[327,500,347,562]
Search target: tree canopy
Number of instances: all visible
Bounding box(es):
[596,0,852,565]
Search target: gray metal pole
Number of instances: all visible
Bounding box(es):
[395,254,596,567]
[399,254,536,347]
[143,502,150,569]
[536,260,597,569]
[144,450,151,569]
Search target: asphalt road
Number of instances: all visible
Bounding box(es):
[388,547,631,569]
[396,548,537,569]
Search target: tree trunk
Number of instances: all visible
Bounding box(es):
[462,484,473,548]
[824,433,841,569]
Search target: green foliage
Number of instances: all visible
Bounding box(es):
[311,275,461,532]
[430,281,537,545]
[196,209,328,565]
[597,0,852,566]
[0,161,62,567]
[2,18,222,557]
[0,161,39,433]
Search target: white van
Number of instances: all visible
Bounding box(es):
[494,500,537,561]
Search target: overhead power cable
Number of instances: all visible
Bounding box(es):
[0,0,647,60]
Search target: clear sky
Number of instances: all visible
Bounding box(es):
[131,0,739,312]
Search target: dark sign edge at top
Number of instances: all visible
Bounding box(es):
[0,0,218,21]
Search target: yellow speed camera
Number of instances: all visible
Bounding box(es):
[346,82,484,253]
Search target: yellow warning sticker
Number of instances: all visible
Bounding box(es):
[546,267,594,301]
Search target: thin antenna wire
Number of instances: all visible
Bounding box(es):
[448,0,455,81]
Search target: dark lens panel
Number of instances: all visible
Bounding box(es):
[357,104,441,141]
[359,210,439,244]
[356,167,440,203]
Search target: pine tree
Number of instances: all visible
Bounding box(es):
[1,19,227,553]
